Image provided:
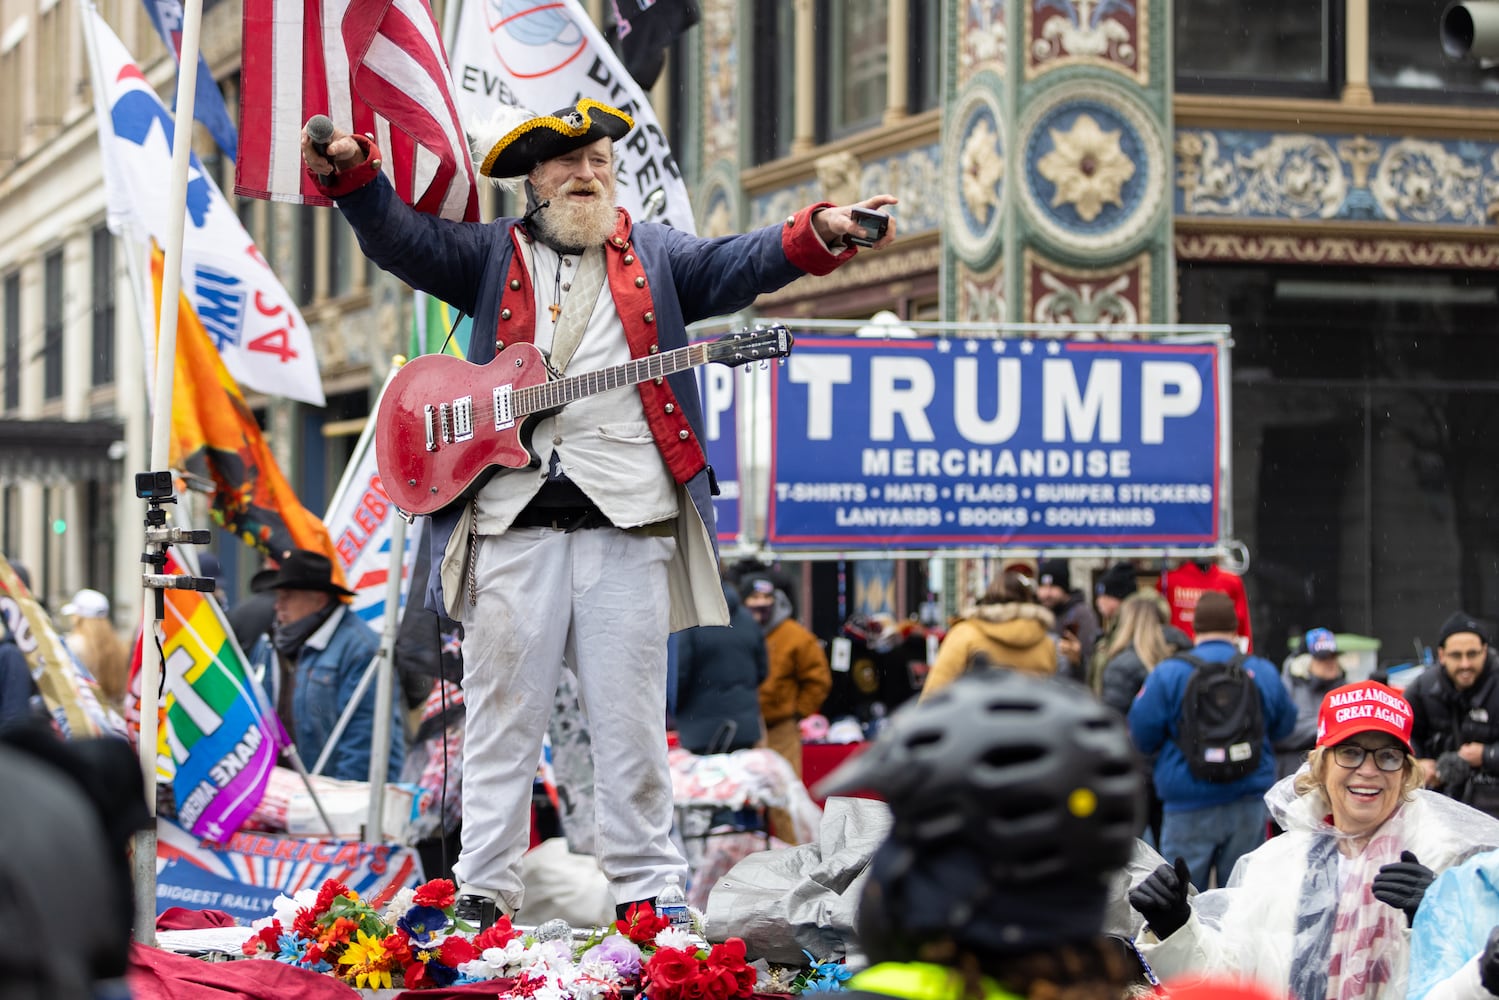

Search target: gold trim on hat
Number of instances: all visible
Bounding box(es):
[479,98,637,178]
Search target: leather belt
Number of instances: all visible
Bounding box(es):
[510,504,612,532]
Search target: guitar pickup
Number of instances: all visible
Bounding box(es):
[451,396,474,442]
[423,405,438,452]
[493,385,515,430]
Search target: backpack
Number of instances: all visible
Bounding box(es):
[1175,652,1264,782]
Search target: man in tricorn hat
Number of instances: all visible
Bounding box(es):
[247,548,403,783]
[303,99,897,927]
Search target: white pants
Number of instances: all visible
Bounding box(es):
[455,525,687,913]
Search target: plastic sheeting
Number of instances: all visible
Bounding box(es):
[1141,774,1499,1000]
[705,797,1168,965]
[1408,849,1499,1000]
[704,797,890,963]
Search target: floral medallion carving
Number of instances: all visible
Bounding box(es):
[960,0,1007,85]
[944,80,1008,266]
[1019,85,1166,257]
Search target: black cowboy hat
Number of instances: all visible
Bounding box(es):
[249,549,354,597]
[478,98,635,180]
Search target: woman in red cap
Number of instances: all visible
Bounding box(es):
[1129,680,1499,1000]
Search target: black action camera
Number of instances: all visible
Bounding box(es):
[847,207,890,248]
[135,470,175,500]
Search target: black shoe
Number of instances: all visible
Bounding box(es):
[615,897,658,922]
[456,893,500,932]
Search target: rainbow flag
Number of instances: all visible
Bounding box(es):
[156,548,286,842]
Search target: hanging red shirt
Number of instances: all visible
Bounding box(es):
[1158,563,1253,652]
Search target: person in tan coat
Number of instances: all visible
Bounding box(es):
[740,572,832,844]
[921,571,1058,699]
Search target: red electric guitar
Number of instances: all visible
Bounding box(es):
[375,325,792,515]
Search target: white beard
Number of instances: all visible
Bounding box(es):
[532,180,618,252]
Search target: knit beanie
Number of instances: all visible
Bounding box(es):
[1192,591,1238,635]
[1439,611,1489,647]
[1037,558,1070,591]
[1095,563,1138,602]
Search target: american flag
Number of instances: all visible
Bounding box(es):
[236,0,479,222]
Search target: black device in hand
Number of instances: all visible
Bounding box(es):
[847,207,889,248]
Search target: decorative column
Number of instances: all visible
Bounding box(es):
[943,0,1174,325]
[885,0,910,124]
[1344,0,1374,106]
[792,0,817,155]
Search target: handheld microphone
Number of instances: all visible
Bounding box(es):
[306,115,337,177]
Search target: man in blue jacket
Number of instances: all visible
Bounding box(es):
[1128,590,1294,891]
[248,549,402,783]
[302,100,897,927]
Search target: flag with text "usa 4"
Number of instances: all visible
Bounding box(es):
[236,0,479,222]
[83,7,325,406]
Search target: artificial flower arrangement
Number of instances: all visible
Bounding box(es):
[241,876,770,998]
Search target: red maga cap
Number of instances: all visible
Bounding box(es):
[1315,680,1414,752]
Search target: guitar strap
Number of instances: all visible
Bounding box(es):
[544,245,607,374]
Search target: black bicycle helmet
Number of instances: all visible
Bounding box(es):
[817,667,1144,885]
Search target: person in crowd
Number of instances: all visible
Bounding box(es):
[1129,679,1499,999]
[1099,592,1180,717]
[921,569,1056,700]
[1273,627,1349,779]
[819,667,1149,1000]
[1091,561,1141,685]
[1406,846,1499,999]
[228,551,280,653]
[60,588,129,711]
[304,99,895,927]
[673,577,768,754]
[1408,612,1499,818]
[741,570,832,844]
[1127,591,1296,892]
[0,718,150,999]
[1036,558,1101,682]
[247,549,402,782]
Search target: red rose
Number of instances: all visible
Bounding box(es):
[681,970,711,1000]
[645,946,702,1000]
[705,938,754,997]
[314,879,350,914]
[617,901,669,944]
[384,932,413,967]
[697,965,738,1000]
[440,935,480,966]
[473,915,522,950]
[413,878,457,910]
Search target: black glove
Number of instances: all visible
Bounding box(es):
[1437,750,1474,788]
[1480,925,1499,995]
[1372,850,1436,926]
[1128,857,1193,939]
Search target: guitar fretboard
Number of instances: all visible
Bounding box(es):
[514,342,710,416]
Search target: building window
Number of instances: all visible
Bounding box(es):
[750,0,795,164]
[43,250,63,400]
[91,226,115,386]
[1371,0,1499,101]
[1175,0,1341,96]
[3,271,19,410]
[818,0,889,139]
[908,0,941,114]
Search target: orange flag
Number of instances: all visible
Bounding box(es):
[150,246,342,576]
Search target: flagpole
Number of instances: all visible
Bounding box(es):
[364,510,405,843]
[133,0,208,946]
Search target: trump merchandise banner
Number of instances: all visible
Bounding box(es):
[447,0,696,231]
[768,337,1223,550]
[696,361,739,546]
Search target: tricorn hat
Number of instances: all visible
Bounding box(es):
[249,549,354,597]
[476,98,635,180]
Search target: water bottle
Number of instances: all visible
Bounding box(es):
[656,874,691,932]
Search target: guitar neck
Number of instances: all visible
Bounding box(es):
[514,342,710,416]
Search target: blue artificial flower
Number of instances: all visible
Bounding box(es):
[803,977,847,993]
[424,960,461,987]
[398,904,451,943]
[274,933,332,974]
[815,961,852,984]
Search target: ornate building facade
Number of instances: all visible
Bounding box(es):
[1,0,1497,658]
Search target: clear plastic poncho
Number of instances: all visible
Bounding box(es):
[1139,773,1499,1000]
[1407,848,1499,1000]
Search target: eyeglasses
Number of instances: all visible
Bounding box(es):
[1331,744,1407,772]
